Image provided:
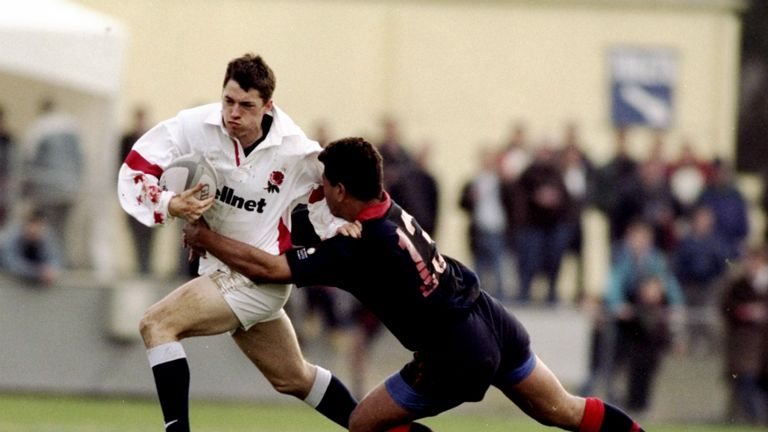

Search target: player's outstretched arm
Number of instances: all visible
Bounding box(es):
[182,221,293,283]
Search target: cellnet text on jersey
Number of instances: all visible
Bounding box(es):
[216,185,267,213]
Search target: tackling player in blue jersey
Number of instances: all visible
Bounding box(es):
[183,137,645,432]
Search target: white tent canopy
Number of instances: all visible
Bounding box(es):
[0,0,126,278]
[0,0,124,95]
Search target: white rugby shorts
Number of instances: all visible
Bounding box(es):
[209,270,291,330]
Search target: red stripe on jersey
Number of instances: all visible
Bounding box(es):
[579,397,605,432]
[308,186,324,204]
[124,150,162,178]
[356,192,391,221]
[231,138,241,166]
[278,218,292,253]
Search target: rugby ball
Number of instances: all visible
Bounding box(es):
[159,153,219,200]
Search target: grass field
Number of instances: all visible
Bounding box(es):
[0,394,763,432]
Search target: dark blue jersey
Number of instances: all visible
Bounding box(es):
[285,193,480,351]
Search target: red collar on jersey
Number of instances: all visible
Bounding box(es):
[356,192,391,222]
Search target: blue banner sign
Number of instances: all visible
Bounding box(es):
[611,48,677,128]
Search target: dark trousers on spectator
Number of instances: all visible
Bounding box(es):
[514,223,571,304]
[472,229,507,300]
[615,322,666,412]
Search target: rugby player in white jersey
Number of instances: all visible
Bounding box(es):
[118,53,357,431]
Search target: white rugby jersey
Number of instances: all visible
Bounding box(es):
[117,103,340,275]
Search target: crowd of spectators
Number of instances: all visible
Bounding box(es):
[457,121,766,422]
[460,122,748,305]
[0,98,79,286]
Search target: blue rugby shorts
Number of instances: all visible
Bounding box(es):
[385,291,535,417]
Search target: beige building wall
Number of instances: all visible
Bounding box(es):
[71,0,743,293]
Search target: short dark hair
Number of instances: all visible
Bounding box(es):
[319,137,384,201]
[223,53,276,101]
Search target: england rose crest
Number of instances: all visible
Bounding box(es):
[265,170,284,193]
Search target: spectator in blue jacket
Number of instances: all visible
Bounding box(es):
[697,158,749,260]
[605,219,686,313]
[602,219,686,412]
[673,205,729,352]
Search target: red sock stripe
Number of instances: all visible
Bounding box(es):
[386,426,411,432]
[579,397,605,432]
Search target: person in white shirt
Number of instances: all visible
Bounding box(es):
[117,53,356,432]
[459,147,508,300]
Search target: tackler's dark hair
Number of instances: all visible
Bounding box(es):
[319,137,384,201]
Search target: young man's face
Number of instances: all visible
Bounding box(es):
[221,79,272,144]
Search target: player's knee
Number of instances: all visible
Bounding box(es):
[138,310,157,341]
[138,307,172,345]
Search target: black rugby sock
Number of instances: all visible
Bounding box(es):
[315,375,358,427]
[603,402,644,432]
[580,397,643,432]
[151,357,190,432]
[305,367,358,428]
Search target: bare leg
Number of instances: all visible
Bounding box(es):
[139,276,240,348]
[496,356,584,430]
[234,313,358,428]
[138,276,241,432]
[349,382,419,432]
[232,312,315,398]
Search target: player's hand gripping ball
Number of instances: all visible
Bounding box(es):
[159,153,219,201]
